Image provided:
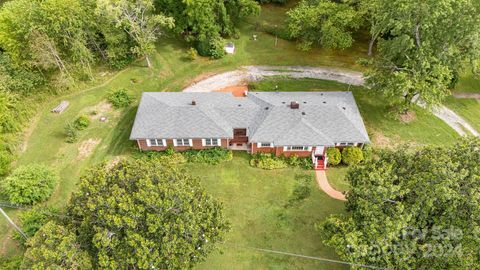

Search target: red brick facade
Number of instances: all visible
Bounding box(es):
[137,139,228,151]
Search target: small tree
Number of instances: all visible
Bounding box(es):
[67,159,229,269]
[107,89,132,109]
[73,115,90,130]
[22,221,92,269]
[326,147,341,166]
[64,122,79,143]
[1,164,57,205]
[341,147,364,165]
[186,47,198,61]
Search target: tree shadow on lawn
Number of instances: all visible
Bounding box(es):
[105,106,137,157]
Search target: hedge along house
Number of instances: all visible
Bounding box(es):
[130,92,370,170]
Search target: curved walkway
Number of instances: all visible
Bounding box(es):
[183,65,479,137]
[315,171,346,201]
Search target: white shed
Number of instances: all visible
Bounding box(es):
[224,42,235,54]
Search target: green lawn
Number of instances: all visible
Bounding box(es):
[455,70,480,93]
[444,97,480,133]
[187,153,346,270]
[251,77,460,147]
[326,167,350,193]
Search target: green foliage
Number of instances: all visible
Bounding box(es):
[286,0,361,50]
[134,150,187,166]
[22,221,92,270]
[0,53,45,93]
[183,148,233,165]
[365,0,480,110]
[156,0,259,56]
[196,35,226,59]
[320,138,480,269]
[67,159,230,269]
[256,0,288,4]
[0,255,23,270]
[285,173,312,207]
[64,122,79,143]
[250,153,288,170]
[186,47,198,61]
[15,206,57,244]
[73,115,90,130]
[326,147,341,166]
[0,90,28,133]
[284,155,312,170]
[1,163,57,205]
[361,144,374,162]
[341,147,364,165]
[107,89,132,108]
[0,150,13,176]
[97,0,174,68]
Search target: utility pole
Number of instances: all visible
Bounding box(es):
[0,206,27,239]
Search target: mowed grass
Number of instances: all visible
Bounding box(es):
[444,97,480,133]
[326,167,350,193]
[186,153,346,270]
[251,77,460,146]
[455,70,480,93]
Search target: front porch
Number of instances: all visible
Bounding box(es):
[312,146,328,171]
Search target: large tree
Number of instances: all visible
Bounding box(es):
[365,0,480,111]
[154,0,259,55]
[22,221,92,270]
[286,0,361,50]
[97,0,174,68]
[320,138,480,269]
[66,159,229,269]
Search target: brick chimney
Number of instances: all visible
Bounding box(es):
[290,101,299,109]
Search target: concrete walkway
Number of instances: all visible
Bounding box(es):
[315,171,346,201]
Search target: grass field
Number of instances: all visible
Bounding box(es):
[187,153,347,270]
[444,97,480,133]
[251,77,460,147]
[325,167,350,193]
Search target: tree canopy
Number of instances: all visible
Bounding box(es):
[65,159,229,269]
[320,138,480,269]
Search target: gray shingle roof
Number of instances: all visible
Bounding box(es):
[130,92,370,145]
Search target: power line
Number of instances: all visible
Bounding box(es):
[225,243,389,270]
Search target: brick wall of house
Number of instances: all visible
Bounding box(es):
[251,144,314,157]
[137,139,228,151]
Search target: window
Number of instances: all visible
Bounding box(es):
[259,142,273,148]
[285,146,311,151]
[146,139,165,147]
[203,138,220,146]
[335,142,356,146]
[175,139,191,147]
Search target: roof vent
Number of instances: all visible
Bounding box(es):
[191,100,196,106]
[290,101,300,109]
[323,101,326,104]
[342,107,346,110]
[265,107,269,110]
[302,112,306,115]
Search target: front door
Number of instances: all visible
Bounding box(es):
[231,128,248,145]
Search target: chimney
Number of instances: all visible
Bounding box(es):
[290,101,299,109]
[191,100,196,106]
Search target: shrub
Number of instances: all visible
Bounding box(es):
[74,115,90,130]
[186,47,198,61]
[326,148,341,166]
[108,89,132,109]
[342,147,364,166]
[196,35,226,59]
[183,148,233,165]
[64,121,79,143]
[250,153,288,170]
[15,206,57,244]
[0,150,12,176]
[1,164,58,205]
[362,144,374,162]
[284,155,312,169]
[0,255,23,270]
[286,173,312,207]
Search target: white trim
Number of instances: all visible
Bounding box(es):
[201,139,206,146]
[284,146,311,151]
[146,139,165,147]
[146,139,151,147]
[217,138,221,146]
[173,139,177,146]
[162,139,167,146]
[188,139,193,146]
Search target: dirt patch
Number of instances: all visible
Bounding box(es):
[371,131,393,148]
[185,72,217,87]
[105,156,125,170]
[215,85,249,97]
[83,101,116,121]
[399,111,416,123]
[77,138,102,160]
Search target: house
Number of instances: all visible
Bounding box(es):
[130,91,370,170]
